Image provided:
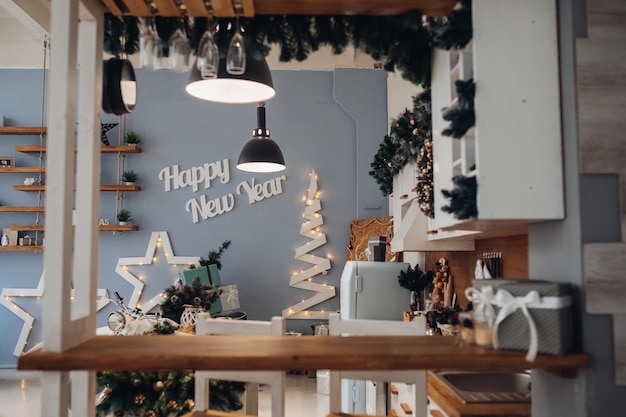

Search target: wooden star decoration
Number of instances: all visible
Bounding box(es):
[101,122,118,146]
[115,231,200,313]
[0,271,110,356]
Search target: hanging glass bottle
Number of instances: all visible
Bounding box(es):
[226,19,246,75]
[196,23,219,79]
[169,20,191,73]
[139,19,156,70]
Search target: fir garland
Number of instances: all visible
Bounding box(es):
[103,12,433,87]
[96,370,245,416]
[160,276,220,323]
[369,89,432,197]
[442,78,476,139]
[369,135,401,196]
[416,138,434,218]
[441,175,477,220]
[198,240,231,270]
[426,0,473,51]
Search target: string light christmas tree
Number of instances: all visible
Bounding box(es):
[283,170,335,319]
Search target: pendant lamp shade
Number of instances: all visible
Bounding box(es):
[186,55,275,104]
[237,104,285,173]
[102,58,137,115]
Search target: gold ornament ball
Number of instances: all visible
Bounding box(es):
[183,399,195,410]
[166,400,178,411]
[153,381,164,392]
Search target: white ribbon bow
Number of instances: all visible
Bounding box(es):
[464,286,496,325]
[224,286,239,304]
[493,288,541,362]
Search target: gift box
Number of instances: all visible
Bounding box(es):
[180,264,221,287]
[180,264,222,315]
[469,279,574,358]
[218,284,240,312]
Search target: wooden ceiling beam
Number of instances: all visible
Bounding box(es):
[104,0,454,17]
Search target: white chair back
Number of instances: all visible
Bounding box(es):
[328,312,427,417]
[195,313,286,417]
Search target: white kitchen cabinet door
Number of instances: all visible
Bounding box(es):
[430,0,564,236]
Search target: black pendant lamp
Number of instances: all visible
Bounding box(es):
[102,58,137,115]
[185,54,275,104]
[237,103,285,173]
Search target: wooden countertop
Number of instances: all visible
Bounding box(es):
[427,372,531,417]
[18,335,588,378]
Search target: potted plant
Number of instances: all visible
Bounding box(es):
[121,169,138,185]
[124,131,141,145]
[116,208,132,225]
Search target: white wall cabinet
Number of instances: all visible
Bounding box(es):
[430,0,564,236]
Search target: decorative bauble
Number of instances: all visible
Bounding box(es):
[183,399,195,410]
[180,304,205,328]
[145,410,156,417]
[135,394,146,405]
[153,381,164,392]
[166,400,178,411]
[132,378,141,387]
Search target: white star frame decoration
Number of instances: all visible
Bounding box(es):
[0,271,110,356]
[115,231,200,312]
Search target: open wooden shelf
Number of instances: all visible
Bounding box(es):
[0,206,45,212]
[18,335,588,377]
[13,184,142,192]
[0,167,45,173]
[9,224,139,232]
[0,126,46,135]
[15,145,142,154]
[0,245,44,252]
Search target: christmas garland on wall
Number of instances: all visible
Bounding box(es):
[426,0,473,51]
[369,88,432,199]
[416,138,434,218]
[104,12,432,86]
[442,78,476,139]
[441,175,477,220]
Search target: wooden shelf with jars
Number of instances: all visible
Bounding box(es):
[13,184,142,192]
[9,224,139,232]
[14,145,142,154]
[0,127,142,247]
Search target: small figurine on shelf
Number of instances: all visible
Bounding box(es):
[1,234,8,246]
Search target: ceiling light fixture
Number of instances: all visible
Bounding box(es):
[102,58,137,115]
[237,102,285,173]
[185,54,275,104]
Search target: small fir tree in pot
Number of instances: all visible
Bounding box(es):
[124,131,141,145]
[117,208,132,224]
[397,264,434,311]
[121,169,138,184]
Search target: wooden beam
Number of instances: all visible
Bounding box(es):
[182,0,211,17]
[0,0,50,34]
[152,0,181,16]
[104,0,455,16]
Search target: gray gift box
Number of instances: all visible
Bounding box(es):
[472,279,574,355]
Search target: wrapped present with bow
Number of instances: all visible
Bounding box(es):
[180,264,222,315]
[218,284,240,312]
[465,279,574,361]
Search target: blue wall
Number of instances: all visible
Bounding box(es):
[0,67,389,366]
